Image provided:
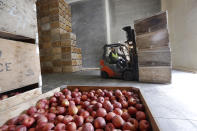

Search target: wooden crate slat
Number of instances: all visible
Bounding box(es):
[0,38,40,93]
[138,66,171,83]
[136,29,169,50]
[0,88,42,112]
[134,11,167,36]
[138,49,171,67]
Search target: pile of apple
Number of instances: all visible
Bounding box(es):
[0,92,21,101]
[0,88,150,131]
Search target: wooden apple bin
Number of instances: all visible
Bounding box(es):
[0,85,160,131]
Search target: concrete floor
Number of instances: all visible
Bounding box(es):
[42,70,197,131]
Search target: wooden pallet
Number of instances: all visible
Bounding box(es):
[0,85,160,131]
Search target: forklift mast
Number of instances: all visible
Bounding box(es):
[122,26,139,81]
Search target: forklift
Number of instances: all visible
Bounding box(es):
[100,26,139,81]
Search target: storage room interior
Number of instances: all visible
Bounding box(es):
[0,0,197,130]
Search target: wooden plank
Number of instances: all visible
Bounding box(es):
[0,0,37,39]
[134,11,167,36]
[138,49,171,67]
[0,38,41,93]
[139,66,171,83]
[136,29,169,49]
[0,88,60,126]
[0,88,42,112]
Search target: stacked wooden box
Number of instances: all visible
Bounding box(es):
[36,0,82,73]
[134,11,171,83]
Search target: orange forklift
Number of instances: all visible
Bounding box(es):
[100,26,139,81]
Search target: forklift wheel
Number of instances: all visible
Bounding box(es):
[123,71,133,81]
[101,71,109,78]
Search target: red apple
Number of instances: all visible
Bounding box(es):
[82,123,94,131]
[103,101,113,112]
[57,106,66,114]
[68,105,78,115]
[128,106,137,115]
[105,123,115,131]
[61,99,69,107]
[113,102,122,109]
[113,108,123,115]
[22,117,35,128]
[50,96,57,103]
[15,125,27,131]
[74,115,84,127]
[57,115,65,122]
[112,115,124,128]
[28,128,35,131]
[67,122,77,131]
[98,97,104,103]
[27,106,37,115]
[128,118,139,129]
[94,117,106,129]
[121,101,128,108]
[0,125,8,131]
[122,122,136,130]
[91,111,97,118]
[63,115,73,124]
[128,97,137,106]
[139,120,150,131]
[7,116,19,125]
[81,95,88,101]
[42,123,55,131]
[47,113,56,122]
[136,111,146,121]
[106,112,116,121]
[135,104,144,111]
[121,112,131,121]
[55,123,66,130]
[80,111,90,119]
[37,115,48,124]
[85,116,94,123]
[96,108,107,117]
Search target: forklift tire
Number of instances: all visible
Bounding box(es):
[101,71,109,78]
[123,71,133,81]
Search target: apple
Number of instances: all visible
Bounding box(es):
[115,90,123,97]
[136,111,146,120]
[139,120,150,131]
[74,115,84,127]
[121,101,128,108]
[8,125,16,131]
[15,125,27,131]
[42,123,55,131]
[113,108,123,115]
[54,92,63,98]
[96,108,107,117]
[18,114,29,124]
[122,122,136,131]
[63,115,73,124]
[128,97,137,106]
[82,123,94,131]
[128,118,139,129]
[22,117,35,128]
[103,101,113,112]
[50,96,57,103]
[27,106,37,115]
[98,97,104,103]
[85,116,94,123]
[67,122,77,131]
[55,123,66,130]
[81,95,88,101]
[28,128,35,131]
[50,107,57,114]
[113,102,122,109]
[135,104,144,111]
[47,113,56,122]
[121,112,130,121]
[91,111,97,118]
[57,115,65,122]
[57,106,66,114]
[75,97,81,105]
[0,125,8,130]
[37,115,48,124]
[61,99,69,107]
[80,111,90,119]
[105,123,115,131]
[94,117,106,129]
[106,112,116,121]
[128,106,137,115]
[112,115,124,128]
[68,105,78,115]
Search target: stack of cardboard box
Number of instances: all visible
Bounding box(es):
[36,0,82,73]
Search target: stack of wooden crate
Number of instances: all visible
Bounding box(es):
[36,0,82,73]
[134,11,171,83]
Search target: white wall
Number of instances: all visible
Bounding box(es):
[162,0,197,71]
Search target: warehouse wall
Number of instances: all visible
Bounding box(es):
[71,0,107,68]
[0,0,37,39]
[109,0,161,43]
[162,0,197,71]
